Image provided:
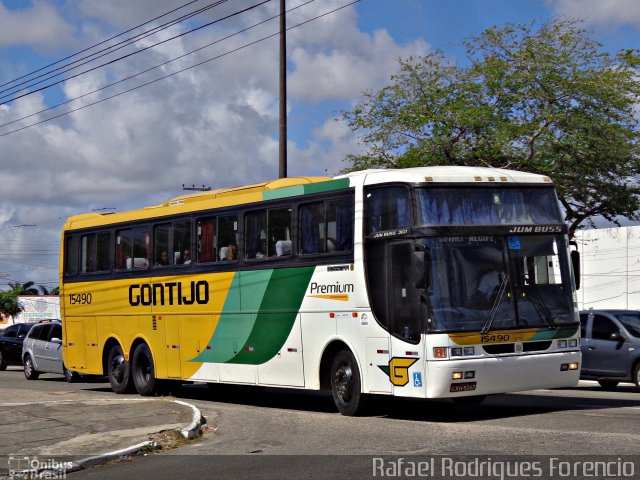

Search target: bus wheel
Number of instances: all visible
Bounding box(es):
[107,344,132,394]
[132,343,157,396]
[331,349,363,416]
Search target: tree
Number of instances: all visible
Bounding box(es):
[8,281,39,295]
[343,19,640,236]
[0,290,23,319]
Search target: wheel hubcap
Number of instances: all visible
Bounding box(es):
[335,363,353,401]
[111,355,125,382]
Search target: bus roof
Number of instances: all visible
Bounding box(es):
[338,166,553,185]
[63,166,553,231]
[63,175,333,231]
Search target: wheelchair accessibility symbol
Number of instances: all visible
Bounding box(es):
[413,372,423,387]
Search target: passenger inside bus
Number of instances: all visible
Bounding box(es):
[156,251,170,266]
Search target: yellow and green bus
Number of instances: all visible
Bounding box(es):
[60,167,581,415]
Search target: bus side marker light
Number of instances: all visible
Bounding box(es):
[352,312,358,318]
[452,371,464,380]
[329,313,335,318]
[405,351,419,356]
[433,347,447,359]
[244,346,254,352]
[287,348,298,353]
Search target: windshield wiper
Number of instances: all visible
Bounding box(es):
[480,273,509,334]
[522,284,556,329]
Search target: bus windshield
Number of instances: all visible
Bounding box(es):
[416,187,562,225]
[422,234,577,332]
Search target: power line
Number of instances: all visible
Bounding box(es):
[0,0,264,107]
[0,0,203,92]
[0,0,314,132]
[0,0,359,137]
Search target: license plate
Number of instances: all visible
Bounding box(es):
[450,381,477,392]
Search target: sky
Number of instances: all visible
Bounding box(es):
[0,0,639,290]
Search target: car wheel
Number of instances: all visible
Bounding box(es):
[0,350,6,371]
[23,355,39,380]
[132,343,158,396]
[634,364,640,392]
[597,380,619,390]
[107,344,132,394]
[63,366,79,383]
[330,349,365,416]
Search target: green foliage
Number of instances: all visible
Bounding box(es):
[343,19,640,235]
[0,290,23,318]
[8,281,39,295]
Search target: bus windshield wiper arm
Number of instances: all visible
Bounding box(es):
[524,284,556,329]
[480,273,509,334]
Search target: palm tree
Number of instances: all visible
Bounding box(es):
[7,281,39,295]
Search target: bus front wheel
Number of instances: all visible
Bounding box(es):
[107,344,132,394]
[132,343,158,396]
[330,349,364,416]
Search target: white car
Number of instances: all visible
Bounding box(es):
[22,320,78,382]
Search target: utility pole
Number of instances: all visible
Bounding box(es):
[278,0,287,178]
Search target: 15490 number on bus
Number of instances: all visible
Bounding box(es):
[69,293,92,305]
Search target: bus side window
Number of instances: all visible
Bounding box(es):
[300,197,353,255]
[65,236,79,276]
[364,187,411,234]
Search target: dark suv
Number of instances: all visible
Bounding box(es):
[579,310,640,391]
[0,323,33,370]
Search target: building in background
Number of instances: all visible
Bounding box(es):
[575,226,640,310]
[0,295,60,330]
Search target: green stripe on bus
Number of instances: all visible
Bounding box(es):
[190,266,315,364]
[262,178,351,201]
[230,266,315,364]
[530,325,579,340]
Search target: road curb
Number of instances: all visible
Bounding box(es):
[24,399,205,477]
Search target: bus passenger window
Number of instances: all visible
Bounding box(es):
[197,218,216,263]
[245,208,291,259]
[65,236,79,275]
[116,227,149,270]
[300,197,353,255]
[173,221,192,265]
[364,187,411,234]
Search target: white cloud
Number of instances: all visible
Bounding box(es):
[0,1,74,49]
[548,0,640,29]
[0,0,428,287]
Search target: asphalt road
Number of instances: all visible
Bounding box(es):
[1,367,639,479]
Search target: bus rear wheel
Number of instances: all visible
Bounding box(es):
[132,343,158,396]
[107,344,132,394]
[330,349,364,416]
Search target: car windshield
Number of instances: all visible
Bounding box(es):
[613,313,640,338]
[422,234,577,332]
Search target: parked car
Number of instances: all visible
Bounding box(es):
[22,320,78,382]
[0,323,33,370]
[579,309,640,391]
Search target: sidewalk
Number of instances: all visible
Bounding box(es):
[0,397,204,478]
